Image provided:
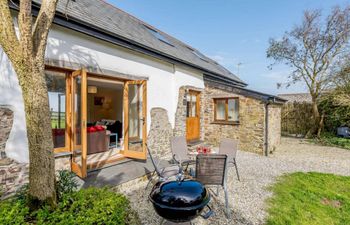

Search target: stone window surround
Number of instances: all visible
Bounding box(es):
[212,97,240,125]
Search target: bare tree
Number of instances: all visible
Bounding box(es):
[267,5,350,137]
[0,0,58,206]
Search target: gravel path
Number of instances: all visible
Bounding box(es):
[117,137,350,225]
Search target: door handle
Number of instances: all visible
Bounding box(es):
[140,117,145,125]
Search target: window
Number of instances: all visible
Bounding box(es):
[214,98,239,123]
[187,46,208,62]
[186,92,198,117]
[144,25,174,46]
[45,70,67,149]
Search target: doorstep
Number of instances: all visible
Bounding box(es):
[75,157,170,189]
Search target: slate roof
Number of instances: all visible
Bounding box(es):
[277,93,312,103]
[31,0,246,86]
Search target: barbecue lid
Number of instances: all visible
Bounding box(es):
[149,180,210,208]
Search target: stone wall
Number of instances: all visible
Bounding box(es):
[55,154,71,171]
[173,88,187,137]
[267,104,281,153]
[0,106,14,159]
[0,160,28,199]
[173,86,204,139]
[202,81,265,154]
[147,108,173,159]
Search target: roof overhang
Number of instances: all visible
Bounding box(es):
[204,75,287,104]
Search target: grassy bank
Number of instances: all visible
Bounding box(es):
[266,172,350,225]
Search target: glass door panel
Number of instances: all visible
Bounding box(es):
[123,80,147,159]
[71,69,87,178]
[45,71,67,150]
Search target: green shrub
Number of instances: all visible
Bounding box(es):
[0,187,140,225]
[56,170,78,200]
[318,132,350,150]
[318,85,350,132]
[0,198,30,225]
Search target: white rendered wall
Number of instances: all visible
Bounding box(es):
[173,65,205,113]
[0,48,29,162]
[0,24,205,163]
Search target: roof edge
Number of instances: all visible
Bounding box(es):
[204,75,286,104]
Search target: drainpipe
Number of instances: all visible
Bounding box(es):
[264,97,275,156]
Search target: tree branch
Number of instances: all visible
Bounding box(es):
[0,0,20,60]
[32,0,58,60]
[18,0,33,57]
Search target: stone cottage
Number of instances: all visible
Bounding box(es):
[0,0,285,195]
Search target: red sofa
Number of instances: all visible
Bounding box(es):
[87,125,110,154]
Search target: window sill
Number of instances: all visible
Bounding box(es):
[54,151,72,158]
[211,121,240,125]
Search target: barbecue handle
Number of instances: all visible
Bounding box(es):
[200,205,214,219]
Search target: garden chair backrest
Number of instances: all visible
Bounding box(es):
[171,136,189,163]
[147,146,162,176]
[219,138,238,159]
[195,154,227,186]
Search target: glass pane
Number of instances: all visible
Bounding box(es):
[128,84,143,152]
[215,99,226,120]
[186,97,191,118]
[72,76,82,164]
[191,94,197,117]
[228,99,239,121]
[74,77,82,147]
[45,71,66,148]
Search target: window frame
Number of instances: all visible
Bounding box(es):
[45,68,71,154]
[213,97,239,124]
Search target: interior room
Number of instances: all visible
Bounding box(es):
[86,77,124,166]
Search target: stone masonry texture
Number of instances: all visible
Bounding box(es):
[202,81,266,154]
[170,81,283,155]
[267,104,281,153]
[0,106,14,159]
[147,107,173,159]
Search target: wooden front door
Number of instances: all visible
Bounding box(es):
[186,90,200,141]
[123,80,147,160]
[70,69,88,178]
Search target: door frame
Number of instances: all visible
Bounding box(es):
[45,66,148,177]
[70,69,88,178]
[123,80,147,160]
[186,90,201,141]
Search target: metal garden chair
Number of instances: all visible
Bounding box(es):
[195,154,230,218]
[146,145,183,190]
[219,138,241,181]
[170,136,195,171]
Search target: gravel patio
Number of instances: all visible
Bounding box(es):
[116,137,350,225]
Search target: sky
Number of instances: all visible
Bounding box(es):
[108,0,349,95]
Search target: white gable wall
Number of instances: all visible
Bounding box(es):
[0,24,204,163]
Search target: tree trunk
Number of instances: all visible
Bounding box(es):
[317,113,325,138]
[306,96,321,138]
[14,59,56,207]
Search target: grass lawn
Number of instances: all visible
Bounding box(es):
[266,172,350,225]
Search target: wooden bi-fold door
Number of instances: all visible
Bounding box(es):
[123,80,147,160]
[70,69,88,178]
[186,90,200,141]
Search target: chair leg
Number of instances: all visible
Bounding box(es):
[233,158,241,181]
[145,171,155,190]
[224,186,230,219]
